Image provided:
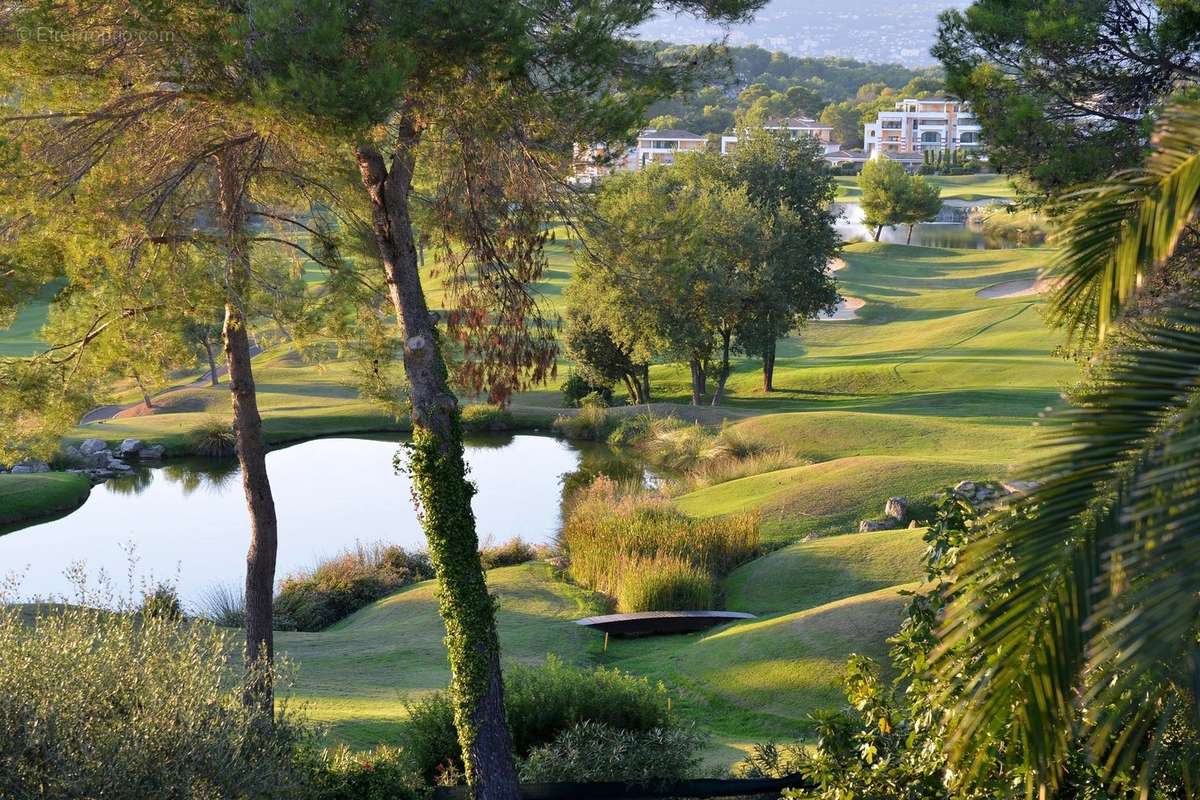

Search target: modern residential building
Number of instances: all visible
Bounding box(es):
[863,97,982,155]
[571,128,708,184]
[720,116,836,156]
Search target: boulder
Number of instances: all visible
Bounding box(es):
[908,520,921,529]
[953,480,976,496]
[79,438,109,456]
[1001,480,1039,495]
[859,518,900,533]
[11,460,50,474]
[117,438,145,458]
[140,445,166,460]
[884,496,909,521]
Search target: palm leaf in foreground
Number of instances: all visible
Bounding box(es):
[933,306,1200,797]
[1048,99,1200,341]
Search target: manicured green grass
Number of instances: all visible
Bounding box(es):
[281,563,606,748]
[0,472,91,528]
[724,528,927,615]
[675,455,979,540]
[834,173,1017,203]
[0,280,59,357]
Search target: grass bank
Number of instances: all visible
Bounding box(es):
[0,473,91,528]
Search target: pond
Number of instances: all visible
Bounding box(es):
[835,202,1021,249]
[0,434,644,606]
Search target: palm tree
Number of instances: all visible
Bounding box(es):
[933,98,1200,798]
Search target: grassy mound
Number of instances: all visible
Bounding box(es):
[279,563,605,748]
[606,584,917,743]
[674,455,978,540]
[724,528,927,615]
[0,473,91,528]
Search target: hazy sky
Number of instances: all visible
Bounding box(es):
[639,0,972,67]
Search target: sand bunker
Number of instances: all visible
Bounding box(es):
[976,277,1056,299]
[818,297,865,321]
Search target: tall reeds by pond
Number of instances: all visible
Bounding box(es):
[561,477,759,611]
[607,415,806,493]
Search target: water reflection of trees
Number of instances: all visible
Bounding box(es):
[105,469,154,495]
[158,459,240,496]
[559,445,647,504]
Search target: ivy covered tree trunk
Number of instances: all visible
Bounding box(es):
[216,145,279,713]
[762,340,776,392]
[355,131,521,800]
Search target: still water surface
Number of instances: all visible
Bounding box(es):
[836,202,1021,249]
[0,434,641,604]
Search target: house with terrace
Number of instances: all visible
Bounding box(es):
[863,97,982,155]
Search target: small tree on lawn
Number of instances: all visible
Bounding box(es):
[899,176,944,244]
[859,157,913,240]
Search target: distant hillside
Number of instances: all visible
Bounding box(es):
[639,0,971,68]
[645,44,944,145]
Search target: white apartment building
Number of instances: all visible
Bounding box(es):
[719,116,837,156]
[863,97,982,155]
[572,128,708,184]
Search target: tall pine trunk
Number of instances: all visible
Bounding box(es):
[216,146,279,713]
[873,224,883,241]
[906,224,915,244]
[355,132,520,800]
[762,340,776,392]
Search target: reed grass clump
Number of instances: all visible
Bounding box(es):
[552,402,609,441]
[616,555,714,612]
[561,477,758,611]
[188,417,236,457]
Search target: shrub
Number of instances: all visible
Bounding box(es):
[304,744,420,800]
[479,537,540,570]
[561,478,759,610]
[188,417,236,457]
[616,555,714,612]
[560,373,614,408]
[403,656,672,782]
[139,582,183,621]
[552,403,609,441]
[460,404,514,433]
[274,542,434,631]
[519,720,707,783]
[0,604,308,799]
[606,413,655,447]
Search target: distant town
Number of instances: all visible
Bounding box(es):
[638,0,972,67]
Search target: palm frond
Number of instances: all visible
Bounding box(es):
[933,305,1200,796]
[1048,99,1200,341]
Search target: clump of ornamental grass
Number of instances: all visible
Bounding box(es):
[552,401,609,441]
[609,416,801,490]
[561,477,758,611]
[615,555,714,612]
[188,416,237,457]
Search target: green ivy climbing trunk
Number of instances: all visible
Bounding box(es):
[216,143,279,713]
[354,127,521,800]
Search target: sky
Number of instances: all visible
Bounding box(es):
[638,0,973,67]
